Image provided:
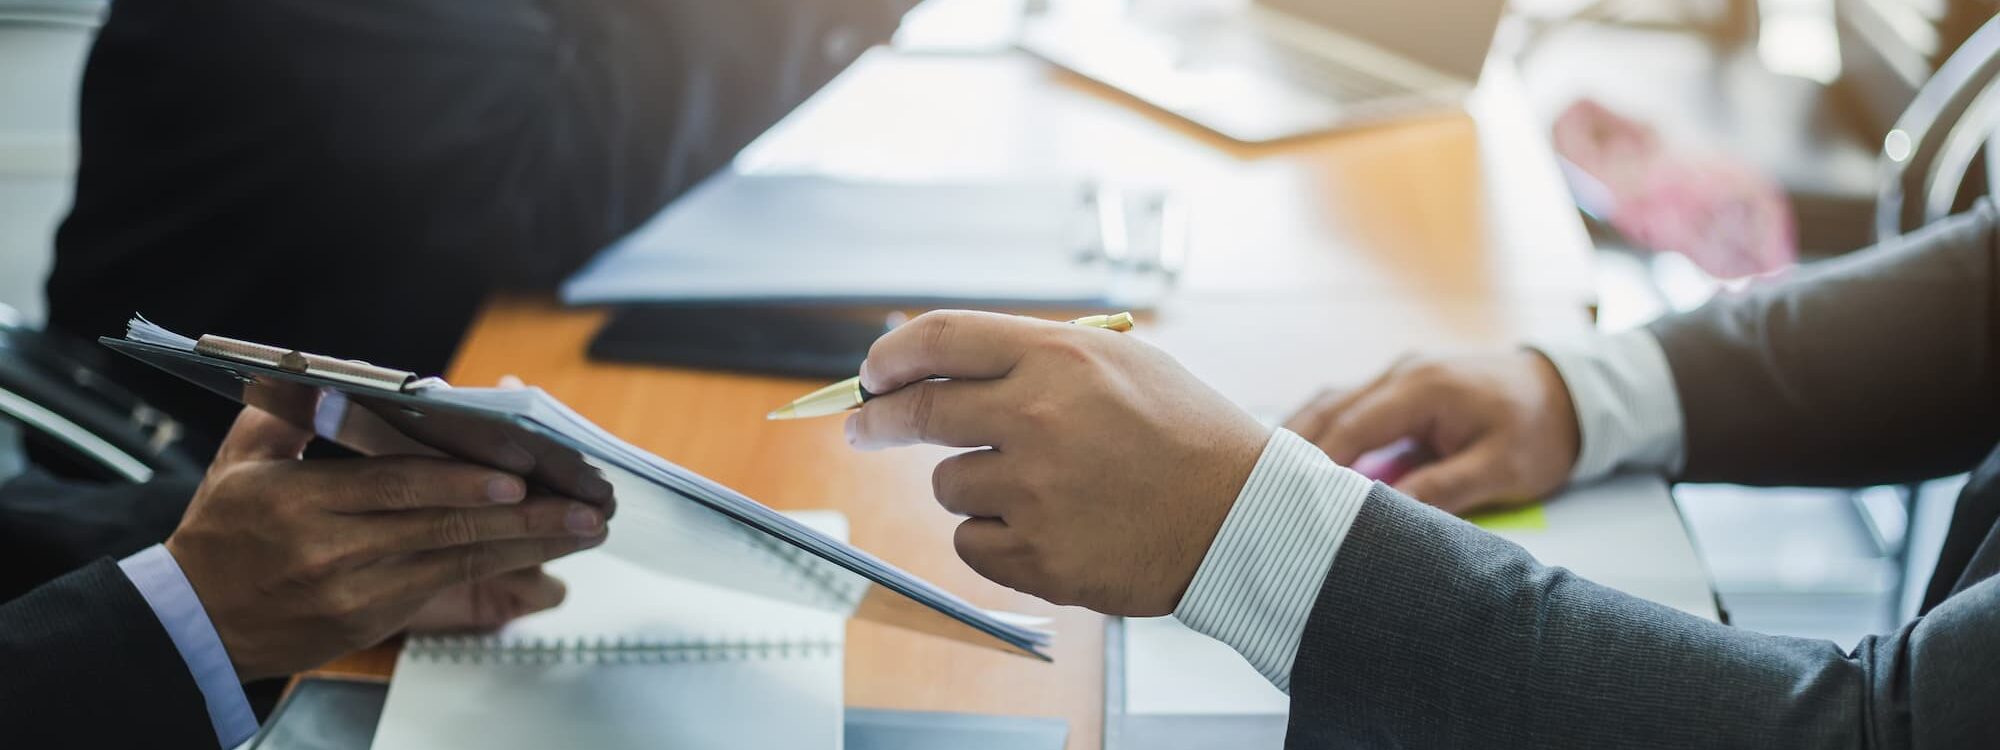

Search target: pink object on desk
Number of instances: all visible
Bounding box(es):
[1350,437,1436,485]
[1552,99,1797,279]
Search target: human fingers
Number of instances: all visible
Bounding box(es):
[290,456,530,513]
[372,535,604,599]
[857,310,1058,395]
[404,567,569,632]
[359,497,605,558]
[931,449,1015,519]
[1281,354,1414,439]
[1393,440,1517,515]
[1281,387,1355,440]
[215,405,317,464]
[1311,380,1435,466]
[951,517,1035,594]
[845,379,1011,451]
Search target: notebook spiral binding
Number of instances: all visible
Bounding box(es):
[749,535,872,613]
[405,634,841,665]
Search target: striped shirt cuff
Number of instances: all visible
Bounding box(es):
[1531,329,1687,484]
[119,544,259,748]
[1173,428,1373,693]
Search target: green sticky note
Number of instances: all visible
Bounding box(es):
[1467,504,1549,532]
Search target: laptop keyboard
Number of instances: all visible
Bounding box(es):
[1178,23,1417,102]
[1259,46,1412,101]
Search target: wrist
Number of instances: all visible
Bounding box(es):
[117,544,261,745]
[1172,421,1274,610]
[1173,429,1373,691]
[162,534,254,680]
[1529,330,1688,482]
[1520,348,1583,479]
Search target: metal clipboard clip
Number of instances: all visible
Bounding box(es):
[192,335,438,394]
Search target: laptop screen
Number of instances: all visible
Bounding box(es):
[1257,0,1509,80]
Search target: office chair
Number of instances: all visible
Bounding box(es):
[0,0,179,485]
[1876,12,2000,238]
[1861,10,2000,618]
[0,313,200,484]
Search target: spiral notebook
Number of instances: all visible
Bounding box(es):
[371,512,852,749]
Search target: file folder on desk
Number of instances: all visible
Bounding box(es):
[102,317,1053,660]
[561,173,1188,309]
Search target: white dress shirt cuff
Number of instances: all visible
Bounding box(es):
[1173,428,1373,693]
[119,544,259,748]
[1531,329,1688,484]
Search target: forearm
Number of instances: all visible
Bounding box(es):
[1180,436,1994,747]
[1647,200,2000,486]
[1286,485,1995,748]
[119,545,260,747]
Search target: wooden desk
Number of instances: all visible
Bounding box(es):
[315,50,1600,750]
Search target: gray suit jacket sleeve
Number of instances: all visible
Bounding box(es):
[1645,201,2000,487]
[1285,485,1999,748]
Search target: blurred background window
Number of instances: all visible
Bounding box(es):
[0,0,102,327]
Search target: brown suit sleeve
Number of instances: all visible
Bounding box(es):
[1646,200,2000,487]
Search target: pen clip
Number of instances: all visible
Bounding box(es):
[193,335,420,393]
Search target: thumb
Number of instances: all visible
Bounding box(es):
[407,567,569,633]
[1393,440,1512,516]
[215,405,316,464]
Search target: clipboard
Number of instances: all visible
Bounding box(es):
[101,318,1052,660]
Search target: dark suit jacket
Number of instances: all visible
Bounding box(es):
[44,0,913,455]
[1287,203,2000,746]
[0,470,213,746]
[0,469,195,603]
[0,559,217,748]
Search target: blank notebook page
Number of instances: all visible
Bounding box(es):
[370,515,849,750]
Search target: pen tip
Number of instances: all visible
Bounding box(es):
[766,406,793,421]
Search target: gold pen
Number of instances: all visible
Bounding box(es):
[766,312,1137,420]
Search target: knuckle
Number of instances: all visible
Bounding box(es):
[1037,333,1096,368]
[457,547,494,583]
[320,584,370,621]
[366,466,425,510]
[291,544,346,581]
[905,384,939,443]
[1404,360,1451,388]
[917,312,957,362]
[1017,396,1062,429]
[432,510,481,548]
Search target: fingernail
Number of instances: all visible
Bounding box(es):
[843,416,859,446]
[566,505,603,535]
[487,476,526,504]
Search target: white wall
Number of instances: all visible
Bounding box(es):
[0,5,102,327]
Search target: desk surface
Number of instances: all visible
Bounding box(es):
[313,50,1638,750]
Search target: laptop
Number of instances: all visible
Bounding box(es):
[1019,0,1511,144]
